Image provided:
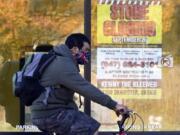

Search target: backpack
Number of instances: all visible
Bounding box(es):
[12,51,58,106]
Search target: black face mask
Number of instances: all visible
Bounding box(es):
[75,51,90,65]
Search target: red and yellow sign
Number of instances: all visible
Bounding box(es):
[97,3,162,44]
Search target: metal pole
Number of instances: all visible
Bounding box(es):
[84,0,91,116]
[19,57,25,125]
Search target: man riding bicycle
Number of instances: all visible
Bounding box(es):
[31,33,129,135]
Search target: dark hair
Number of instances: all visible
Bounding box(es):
[34,44,53,52]
[65,33,90,49]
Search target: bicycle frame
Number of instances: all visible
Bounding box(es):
[117,113,130,135]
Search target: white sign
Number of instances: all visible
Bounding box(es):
[97,48,162,80]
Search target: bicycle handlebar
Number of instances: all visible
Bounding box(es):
[116,110,144,135]
[117,110,133,133]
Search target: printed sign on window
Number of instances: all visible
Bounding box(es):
[97,48,162,99]
[97,0,162,44]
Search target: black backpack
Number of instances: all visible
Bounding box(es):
[12,52,57,106]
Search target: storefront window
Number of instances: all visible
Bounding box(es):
[0,0,84,131]
[91,0,180,132]
[1,0,180,133]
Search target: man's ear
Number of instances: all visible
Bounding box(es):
[70,47,79,56]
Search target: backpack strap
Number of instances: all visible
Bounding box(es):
[38,51,62,78]
[49,49,62,56]
[38,54,56,77]
[42,86,52,105]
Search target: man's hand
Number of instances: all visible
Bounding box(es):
[114,103,129,116]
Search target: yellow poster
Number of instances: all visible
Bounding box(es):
[97,2,162,44]
[102,88,162,99]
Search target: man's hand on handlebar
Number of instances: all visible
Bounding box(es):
[114,103,129,116]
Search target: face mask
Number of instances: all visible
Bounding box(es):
[75,51,90,65]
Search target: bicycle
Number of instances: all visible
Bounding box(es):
[116,110,144,135]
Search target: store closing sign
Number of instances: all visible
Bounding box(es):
[97,0,162,44]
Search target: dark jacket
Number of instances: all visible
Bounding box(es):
[31,45,117,119]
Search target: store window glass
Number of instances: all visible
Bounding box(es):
[0,0,84,131]
[92,0,180,132]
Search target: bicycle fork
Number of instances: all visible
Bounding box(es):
[117,113,130,135]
